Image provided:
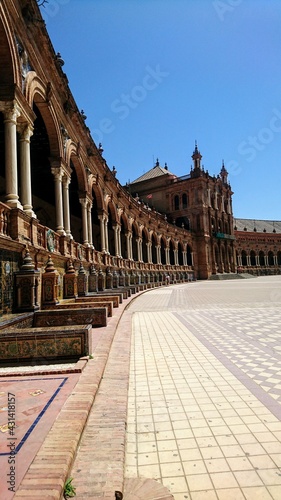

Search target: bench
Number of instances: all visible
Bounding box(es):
[90,290,125,303]
[0,324,91,362]
[39,301,113,317]
[75,295,119,309]
[33,307,107,328]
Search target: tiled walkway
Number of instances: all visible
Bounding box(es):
[125,277,281,499]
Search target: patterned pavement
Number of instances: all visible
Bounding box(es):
[125,276,281,499]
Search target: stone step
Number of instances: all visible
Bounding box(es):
[123,478,174,499]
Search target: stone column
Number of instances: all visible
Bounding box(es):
[137,238,142,262]
[247,255,251,266]
[174,249,178,266]
[79,198,89,246]
[147,241,152,263]
[182,250,187,266]
[113,225,118,256]
[126,232,132,260]
[156,245,161,264]
[104,216,109,253]
[98,214,106,252]
[4,106,22,209]
[19,124,36,217]
[256,255,260,266]
[165,246,170,265]
[191,252,194,267]
[51,166,65,235]
[264,255,269,266]
[117,225,122,257]
[87,201,93,247]
[62,175,72,238]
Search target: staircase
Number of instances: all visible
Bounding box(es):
[209,273,256,280]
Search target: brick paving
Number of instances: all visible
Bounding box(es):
[1,278,281,499]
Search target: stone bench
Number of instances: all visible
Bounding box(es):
[40,301,113,317]
[0,325,91,363]
[33,307,107,328]
[92,290,125,303]
[76,294,121,307]
[98,289,127,300]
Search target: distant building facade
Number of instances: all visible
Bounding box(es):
[128,146,236,279]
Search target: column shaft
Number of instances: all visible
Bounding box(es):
[20,124,35,217]
[4,107,22,208]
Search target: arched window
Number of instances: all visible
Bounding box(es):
[182,193,188,209]
[250,251,256,266]
[174,195,180,210]
[241,250,247,266]
[268,251,274,266]
[259,251,265,266]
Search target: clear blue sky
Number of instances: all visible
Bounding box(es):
[40,0,281,221]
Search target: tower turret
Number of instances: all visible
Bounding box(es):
[192,141,202,171]
[220,160,228,184]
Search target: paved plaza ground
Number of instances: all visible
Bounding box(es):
[125,276,281,499]
[1,275,281,499]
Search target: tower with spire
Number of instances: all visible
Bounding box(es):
[191,141,203,176]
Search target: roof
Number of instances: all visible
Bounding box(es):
[234,218,281,233]
[130,163,176,184]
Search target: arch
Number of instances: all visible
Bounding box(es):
[141,227,149,263]
[91,187,102,251]
[169,239,175,265]
[32,97,61,159]
[186,244,192,266]
[250,250,256,266]
[178,241,184,266]
[0,16,18,98]
[91,182,104,212]
[107,201,117,256]
[27,76,62,158]
[268,251,274,266]
[241,250,247,266]
[30,103,55,226]
[182,193,188,209]
[131,221,139,261]
[277,251,281,266]
[151,232,158,264]
[160,235,167,265]
[174,194,180,210]
[175,216,190,230]
[69,148,87,193]
[259,251,265,267]
[120,212,128,259]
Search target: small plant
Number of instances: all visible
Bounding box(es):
[64,477,76,498]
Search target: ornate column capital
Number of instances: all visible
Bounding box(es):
[3,103,21,123]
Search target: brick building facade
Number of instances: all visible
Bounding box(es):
[0,0,280,317]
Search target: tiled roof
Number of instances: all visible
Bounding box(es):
[130,165,176,184]
[234,218,281,233]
